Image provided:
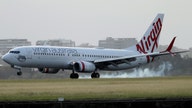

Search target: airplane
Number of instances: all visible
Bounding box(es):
[1,14,188,79]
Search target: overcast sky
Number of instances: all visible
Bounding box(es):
[0,0,191,49]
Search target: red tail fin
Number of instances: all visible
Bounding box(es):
[135,14,164,54]
[126,14,164,53]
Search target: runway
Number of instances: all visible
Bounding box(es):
[0,98,192,108]
[0,76,192,101]
[0,76,192,107]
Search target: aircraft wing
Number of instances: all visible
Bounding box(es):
[94,55,138,69]
[94,50,189,68]
[149,50,189,57]
[94,55,138,65]
[94,37,189,68]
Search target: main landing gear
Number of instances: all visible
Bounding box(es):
[91,72,100,78]
[70,70,79,79]
[70,70,100,79]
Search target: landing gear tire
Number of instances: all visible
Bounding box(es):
[17,71,22,76]
[91,72,100,79]
[70,73,79,79]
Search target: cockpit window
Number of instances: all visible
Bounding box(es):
[9,51,20,54]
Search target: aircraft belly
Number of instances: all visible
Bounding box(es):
[21,56,68,68]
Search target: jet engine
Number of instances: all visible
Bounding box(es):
[38,68,60,74]
[73,61,96,72]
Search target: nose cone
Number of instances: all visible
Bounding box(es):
[1,54,11,64]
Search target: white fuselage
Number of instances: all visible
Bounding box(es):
[2,46,148,71]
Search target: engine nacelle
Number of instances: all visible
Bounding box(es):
[38,68,60,74]
[73,61,96,72]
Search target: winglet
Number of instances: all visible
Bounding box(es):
[161,37,176,56]
[166,37,176,52]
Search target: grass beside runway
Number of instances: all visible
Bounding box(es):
[0,76,192,101]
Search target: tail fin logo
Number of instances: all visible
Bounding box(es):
[136,18,162,53]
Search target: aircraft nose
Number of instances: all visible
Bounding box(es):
[1,54,11,64]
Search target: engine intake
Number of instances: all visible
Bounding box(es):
[73,61,96,72]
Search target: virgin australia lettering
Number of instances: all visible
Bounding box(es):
[1,14,188,79]
[136,17,162,53]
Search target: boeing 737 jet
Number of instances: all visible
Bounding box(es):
[2,14,188,79]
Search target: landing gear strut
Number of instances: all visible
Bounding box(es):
[70,70,79,79]
[11,65,22,76]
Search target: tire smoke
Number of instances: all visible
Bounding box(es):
[80,62,173,79]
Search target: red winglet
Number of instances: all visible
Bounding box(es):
[166,37,176,52]
[161,37,176,56]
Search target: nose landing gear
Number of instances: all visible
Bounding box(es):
[17,70,22,76]
[11,65,22,76]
